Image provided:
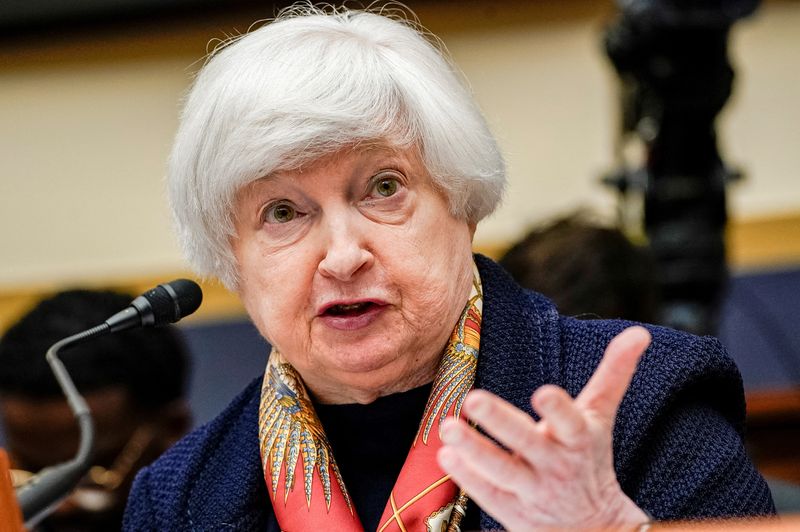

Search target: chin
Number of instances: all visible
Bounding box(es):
[320,335,418,374]
[325,346,401,374]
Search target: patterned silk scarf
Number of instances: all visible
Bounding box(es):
[258,265,483,532]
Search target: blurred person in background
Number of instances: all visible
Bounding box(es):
[0,289,191,532]
[502,214,800,515]
[500,213,660,322]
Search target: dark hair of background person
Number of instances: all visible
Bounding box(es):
[499,213,660,323]
[0,289,191,532]
[0,289,188,409]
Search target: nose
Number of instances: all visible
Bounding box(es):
[317,211,374,281]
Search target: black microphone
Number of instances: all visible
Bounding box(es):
[105,278,203,332]
[15,279,202,525]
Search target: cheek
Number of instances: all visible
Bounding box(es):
[411,209,472,277]
[235,243,316,339]
[390,217,473,323]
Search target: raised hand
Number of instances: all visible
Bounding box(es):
[437,326,652,531]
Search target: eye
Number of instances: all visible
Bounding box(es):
[372,176,400,198]
[263,201,298,224]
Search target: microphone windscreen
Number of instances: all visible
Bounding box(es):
[142,279,203,326]
[163,279,203,320]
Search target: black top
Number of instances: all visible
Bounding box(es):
[315,383,480,531]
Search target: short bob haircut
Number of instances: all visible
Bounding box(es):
[169,3,506,289]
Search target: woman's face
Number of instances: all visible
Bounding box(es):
[232,145,476,404]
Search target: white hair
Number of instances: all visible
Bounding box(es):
[169,3,506,289]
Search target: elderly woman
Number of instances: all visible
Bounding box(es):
[123,5,773,531]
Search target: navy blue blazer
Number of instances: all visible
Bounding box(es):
[124,255,775,530]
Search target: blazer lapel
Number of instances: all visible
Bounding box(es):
[473,255,561,531]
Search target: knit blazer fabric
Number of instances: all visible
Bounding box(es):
[123,255,775,530]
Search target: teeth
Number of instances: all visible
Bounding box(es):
[338,303,364,311]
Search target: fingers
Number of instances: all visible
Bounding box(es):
[437,442,525,531]
[437,328,651,531]
[440,417,535,494]
[460,326,650,452]
[577,326,651,418]
[465,386,593,453]
[531,385,587,447]
[460,390,546,465]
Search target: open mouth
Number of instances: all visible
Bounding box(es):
[323,302,379,317]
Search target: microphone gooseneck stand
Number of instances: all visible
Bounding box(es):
[13,279,203,527]
[15,324,108,523]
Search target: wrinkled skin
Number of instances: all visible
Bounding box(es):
[232,145,475,405]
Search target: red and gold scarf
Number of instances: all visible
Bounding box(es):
[258,265,482,531]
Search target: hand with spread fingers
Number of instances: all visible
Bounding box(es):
[438,325,653,531]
